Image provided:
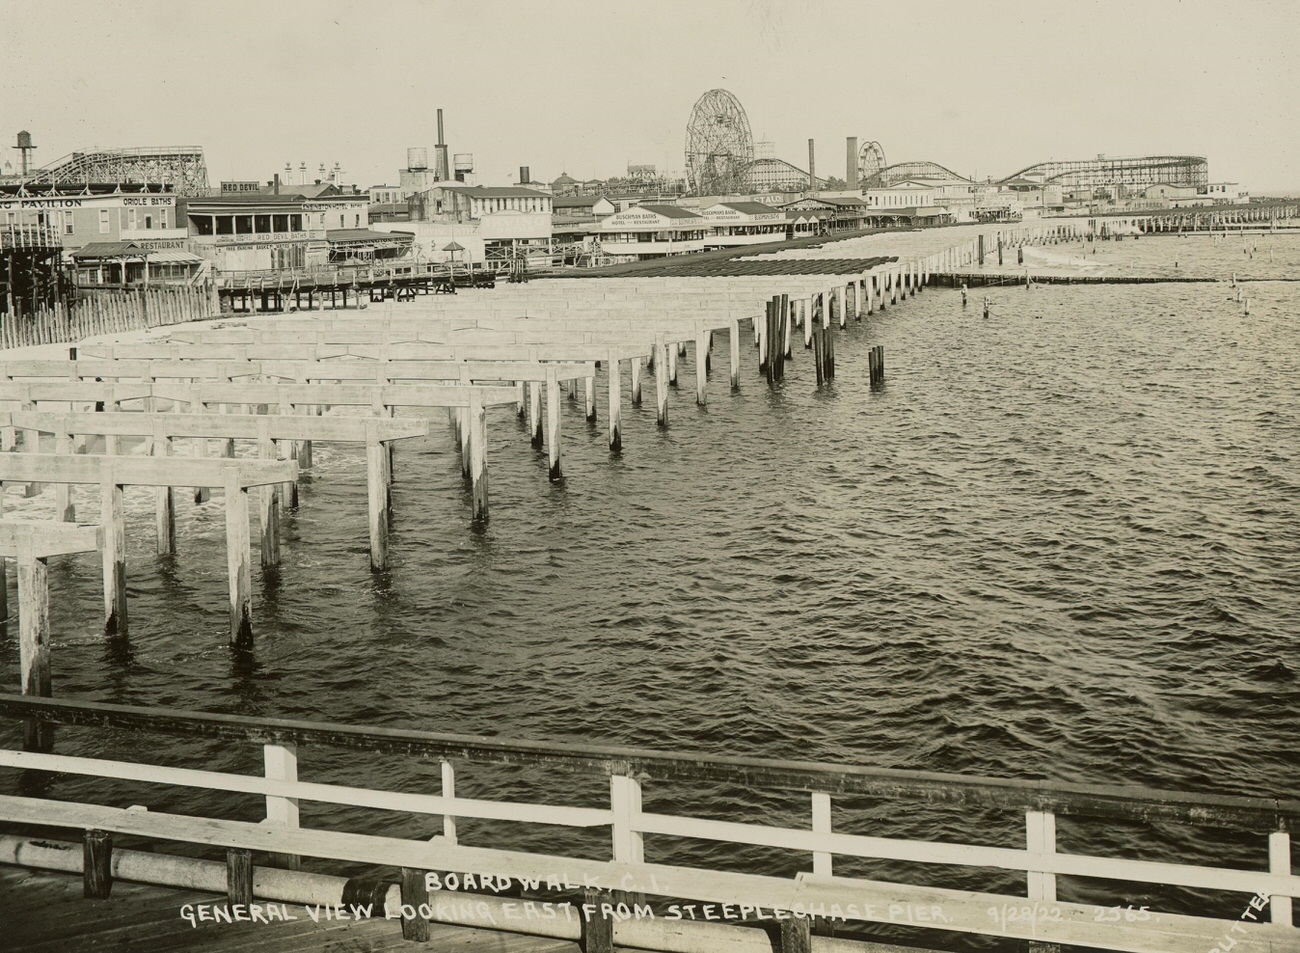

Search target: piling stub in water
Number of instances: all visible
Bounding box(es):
[545,365,562,481]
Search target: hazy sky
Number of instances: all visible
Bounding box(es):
[3,0,1298,190]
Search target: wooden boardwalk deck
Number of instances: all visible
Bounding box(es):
[1,866,580,953]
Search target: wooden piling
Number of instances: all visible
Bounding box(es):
[366,427,389,571]
[528,380,543,448]
[580,888,614,953]
[152,420,175,556]
[257,419,280,568]
[545,366,561,481]
[226,848,254,906]
[654,339,669,428]
[16,546,52,752]
[223,466,253,647]
[584,372,597,423]
[101,474,127,640]
[630,356,643,407]
[812,323,825,386]
[468,392,488,523]
[608,354,623,452]
[54,433,75,522]
[694,331,708,405]
[728,319,740,391]
[400,867,430,942]
[83,830,113,900]
[668,343,678,386]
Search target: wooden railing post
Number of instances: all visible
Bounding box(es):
[263,741,300,870]
[226,848,253,905]
[399,867,430,942]
[1026,810,1057,902]
[1270,829,1293,924]
[580,887,614,953]
[811,791,832,876]
[610,772,644,864]
[440,761,457,843]
[83,829,113,899]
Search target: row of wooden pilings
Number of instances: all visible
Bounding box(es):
[1142,202,1299,233]
[0,285,218,351]
[0,229,996,754]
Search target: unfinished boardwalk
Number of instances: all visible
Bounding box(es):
[0,865,579,953]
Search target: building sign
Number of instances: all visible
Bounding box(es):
[0,197,84,208]
[123,196,174,206]
[221,181,262,193]
[136,239,186,250]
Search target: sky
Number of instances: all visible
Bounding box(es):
[2,0,1298,191]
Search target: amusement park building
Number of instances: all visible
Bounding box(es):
[597,204,706,260]
[700,202,785,248]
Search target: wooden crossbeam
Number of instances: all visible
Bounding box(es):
[0,521,101,559]
[10,410,428,444]
[150,381,520,410]
[0,520,102,751]
[0,453,294,489]
[0,455,294,644]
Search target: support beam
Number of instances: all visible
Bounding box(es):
[630,357,643,407]
[468,392,488,523]
[545,366,561,482]
[607,354,622,453]
[100,474,127,640]
[728,320,741,391]
[224,466,253,647]
[16,547,51,752]
[528,380,542,448]
[654,340,669,428]
[695,331,708,406]
[366,428,389,571]
[152,420,175,556]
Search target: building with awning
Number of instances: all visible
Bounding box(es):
[597,204,706,261]
[326,228,415,263]
[701,201,785,248]
[68,240,206,288]
[778,195,870,232]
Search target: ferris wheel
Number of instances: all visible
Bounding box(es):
[858,141,887,187]
[685,89,755,196]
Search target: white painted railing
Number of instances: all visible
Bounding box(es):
[0,694,1296,953]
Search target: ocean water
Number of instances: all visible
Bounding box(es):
[1,226,1296,947]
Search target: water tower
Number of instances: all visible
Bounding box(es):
[14,130,36,176]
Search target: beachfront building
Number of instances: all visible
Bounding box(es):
[0,183,187,253]
[182,193,328,272]
[778,195,870,232]
[1,183,205,289]
[596,204,706,261]
[551,194,616,220]
[371,184,554,270]
[700,201,785,248]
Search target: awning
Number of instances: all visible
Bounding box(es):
[146,249,204,263]
[71,241,146,260]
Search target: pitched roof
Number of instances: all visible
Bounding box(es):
[715,202,780,214]
[552,194,601,208]
[435,185,551,199]
[326,228,415,244]
[632,204,702,219]
[71,241,145,259]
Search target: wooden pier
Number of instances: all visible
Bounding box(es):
[0,694,1295,953]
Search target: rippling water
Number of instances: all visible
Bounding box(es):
[1,227,1297,942]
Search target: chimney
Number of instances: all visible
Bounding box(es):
[808,139,816,191]
[519,165,530,185]
[846,137,858,190]
[273,173,280,195]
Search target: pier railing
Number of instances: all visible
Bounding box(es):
[0,693,1296,952]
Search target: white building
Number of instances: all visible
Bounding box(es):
[863,180,937,210]
[700,202,785,248]
[598,205,706,261]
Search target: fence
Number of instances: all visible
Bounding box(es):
[0,693,1296,953]
[0,285,219,350]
